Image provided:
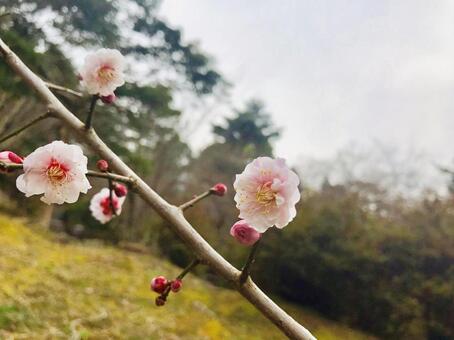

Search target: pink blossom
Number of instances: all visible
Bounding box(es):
[89,188,126,224]
[234,157,300,232]
[230,220,262,246]
[80,49,125,96]
[16,141,91,205]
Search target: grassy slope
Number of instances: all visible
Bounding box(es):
[0,215,375,339]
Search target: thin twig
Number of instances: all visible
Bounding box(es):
[86,170,135,185]
[239,238,262,284]
[177,258,201,280]
[179,190,212,211]
[108,178,117,216]
[85,95,98,129]
[0,12,11,19]
[0,112,52,144]
[45,82,83,98]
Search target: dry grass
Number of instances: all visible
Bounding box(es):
[0,215,376,339]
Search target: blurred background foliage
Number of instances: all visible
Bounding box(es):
[0,1,453,339]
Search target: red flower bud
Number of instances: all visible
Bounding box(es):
[7,152,23,164]
[100,93,116,104]
[151,276,168,294]
[0,151,23,173]
[155,296,166,306]
[114,183,128,197]
[96,159,109,172]
[211,183,227,196]
[170,279,183,293]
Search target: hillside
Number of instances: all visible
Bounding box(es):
[0,215,375,339]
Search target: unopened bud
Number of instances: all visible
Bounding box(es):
[100,93,116,104]
[170,279,183,293]
[211,183,227,196]
[114,183,128,197]
[0,151,23,173]
[151,276,168,294]
[97,159,109,172]
[155,296,166,306]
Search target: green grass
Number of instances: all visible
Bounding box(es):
[0,215,376,339]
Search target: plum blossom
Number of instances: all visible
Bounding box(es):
[234,157,300,232]
[89,188,126,224]
[230,220,262,246]
[0,151,23,173]
[16,141,91,204]
[80,49,125,96]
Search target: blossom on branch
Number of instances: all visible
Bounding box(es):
[16,141,91,204]
[230,220,262,246]
[234,157,300,232]
[80,49,125,96]
[89,188,126,224]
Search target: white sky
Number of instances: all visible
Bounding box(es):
[160,0,454,174]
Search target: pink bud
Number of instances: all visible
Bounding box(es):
[211,183,227,196]
[114,183,128,197]
[7,152,23,164]
[170,279,183,293]
[100,93,116,104]
[0,151,23,173]
[151,276,168,294]
[230,220,262,246]
[96,159,109,172]
[155,296,166,306]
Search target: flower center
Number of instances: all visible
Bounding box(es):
[46,159,69,185]
[97,65,115,83]
[256,181,276,206]
[100,196,119,216]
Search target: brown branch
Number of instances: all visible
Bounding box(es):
[86,170,136,185]
[0,112,53,144]
[179,190,212,210]
[239,238,262,284]
[176,258,201,280]
[0,37,316,340]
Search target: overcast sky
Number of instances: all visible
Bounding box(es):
[160,1,454,173]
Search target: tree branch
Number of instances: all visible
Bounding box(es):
[0,112,53,144]
[85,95,98,129]
[240,238,262,284]
[45,81,83,98]
[176,258,200,280]
[0,37,316,340]
[179,190,211,210]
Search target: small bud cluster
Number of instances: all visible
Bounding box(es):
[150,275,183,307]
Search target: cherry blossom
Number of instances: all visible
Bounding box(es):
[89,188,126,224]
[16,141,91,204]
[230,220,262,246]
[233,157,300,232]
[80,49,125,96]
